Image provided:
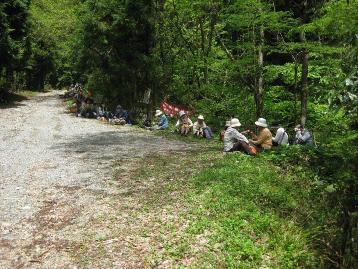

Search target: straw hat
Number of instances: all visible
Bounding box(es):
[255,118,268,128]
[198,115,204,120]
[230,118,241,128]
[155,110,163,117]
[178,111,186,117]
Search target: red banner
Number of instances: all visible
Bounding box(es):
[160,101,194,117]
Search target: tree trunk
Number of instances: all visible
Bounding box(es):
[255,24,264,119]
[199,17,208,84]
[300,31,308,127]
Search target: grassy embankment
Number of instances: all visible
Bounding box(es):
[73,129,332,268]
[137,138,329,268]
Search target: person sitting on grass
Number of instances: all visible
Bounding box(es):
[246,118,272,151]
[293,124,313,146]
[223,118,252,154]
[154,110,169,130]
[78,98,95,118]
[111,105,131,125]
[175,111,193,136]
[193,115,213,139]
[271,122,289,146]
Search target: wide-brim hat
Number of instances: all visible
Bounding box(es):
[255,118,268,128]
[230,118,241,128]
[178,111,186,117]
[198,115,204,120]
[155,110,163,117]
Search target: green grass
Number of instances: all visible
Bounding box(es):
[71,131,332,268]
[137,150,329,268]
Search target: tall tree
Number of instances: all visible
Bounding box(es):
[0,0,31,98]
[28,0,81,90]
[74,0,154,111]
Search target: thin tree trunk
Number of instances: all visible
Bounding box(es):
[204,7,218,85]
[293,54,299,119]
[199,17,208,84]
[255,24,264,119]
[300,31,308,127]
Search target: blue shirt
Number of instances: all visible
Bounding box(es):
[158,114,169,129]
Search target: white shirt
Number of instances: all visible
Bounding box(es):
[223,127,249,152]
[175,118,193,128]
[193,121,207,134]
[272,127,289,145]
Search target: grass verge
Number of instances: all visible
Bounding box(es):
[133,149,329,268]
[70,132,331,268]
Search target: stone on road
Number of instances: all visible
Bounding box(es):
[0,91,191,268]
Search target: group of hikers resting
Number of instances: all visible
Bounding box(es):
[221,118,312,155]
[148,109,213,139]
[63,85,313,156]
[150,109,313,155]
[64,84,132,125]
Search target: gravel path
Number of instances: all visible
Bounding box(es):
[0,91,192,268]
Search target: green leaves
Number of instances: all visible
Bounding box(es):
[0,0,31,93]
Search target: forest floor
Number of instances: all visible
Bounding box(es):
[0,91,199,268]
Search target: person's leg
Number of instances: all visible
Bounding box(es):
[180,126,185,135]
[204,127,213,139]
[231,141,247,153]
[231,141,255,155]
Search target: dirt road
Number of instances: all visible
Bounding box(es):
[0,91,191,268]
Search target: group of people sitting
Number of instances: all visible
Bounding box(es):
[151,109,313,155]
[65,85,132,125]
[64,86,313,155]
[149,109,214,139]
[222,117,313,155]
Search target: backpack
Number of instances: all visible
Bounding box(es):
[248,144,257,156]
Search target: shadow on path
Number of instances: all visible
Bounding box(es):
[51,130,189,163]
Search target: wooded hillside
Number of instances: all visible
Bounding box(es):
[0,0,357,267]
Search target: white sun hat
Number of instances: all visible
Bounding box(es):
[255,118,268,128]
[178,111,186,117]
[198,115,204,120]
[230,118,241,128]
[155,110,163,117]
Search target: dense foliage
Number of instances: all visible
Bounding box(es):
[0,0,31,99]
[0,0,357,267]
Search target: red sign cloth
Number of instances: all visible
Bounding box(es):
[160,101,194,117]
